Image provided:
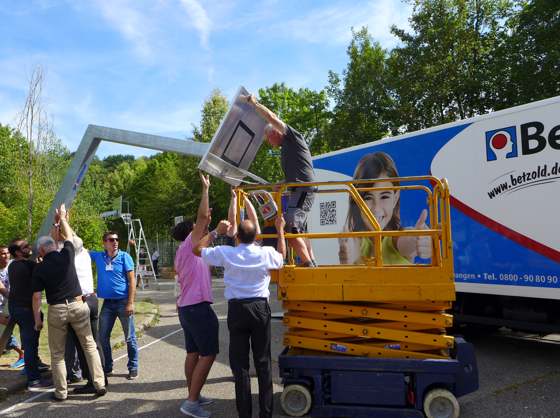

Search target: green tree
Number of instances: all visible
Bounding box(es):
[102,154,136,171]
[192,89,229,143]
[257,83,330,154]
[388,0,512,131]
[327,28,393,149]
[495,0,560,108]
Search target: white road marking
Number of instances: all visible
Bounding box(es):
[0,327,183,416]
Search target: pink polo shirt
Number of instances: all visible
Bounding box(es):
[174,233,213,307]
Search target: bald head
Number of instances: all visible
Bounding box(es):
[237,220,257,244]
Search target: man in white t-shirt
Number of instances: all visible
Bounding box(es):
[194,216,285,418]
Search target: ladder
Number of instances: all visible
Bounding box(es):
[122,214,159,290]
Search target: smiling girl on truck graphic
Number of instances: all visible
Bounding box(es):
[339,152,432,265]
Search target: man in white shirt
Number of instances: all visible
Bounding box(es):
[194,216,285,418]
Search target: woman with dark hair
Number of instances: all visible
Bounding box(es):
[339,152,431,265]
[172,173,219,418]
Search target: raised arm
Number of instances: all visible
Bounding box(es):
[57,204,73,242]
[193,220,230,257]
[244,196,261,235]
[191,172,212,244]
[244,95,286,134]
[275,215,286,259]
[227,188,238,238]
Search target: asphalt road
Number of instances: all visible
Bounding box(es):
[1,280,559,418]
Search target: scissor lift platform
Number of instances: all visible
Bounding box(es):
[278,336,478,418]
[236,176,478,417]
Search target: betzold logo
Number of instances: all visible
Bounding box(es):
[485,122,560,161]
[485,126,518,161]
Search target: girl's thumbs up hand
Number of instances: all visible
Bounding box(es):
[415,209,432,259]
[415,209,428,229]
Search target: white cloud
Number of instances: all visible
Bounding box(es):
[178,0,212,49]
[267,0,412,48]
[90,0,155,60]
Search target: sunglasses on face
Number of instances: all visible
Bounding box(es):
[105,238,119,243]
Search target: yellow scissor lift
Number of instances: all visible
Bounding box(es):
[237,176,454,359]
[235,176,478,418]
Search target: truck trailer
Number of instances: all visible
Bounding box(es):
[308,96,560,333]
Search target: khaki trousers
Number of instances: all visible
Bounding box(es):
[48,300,105,398]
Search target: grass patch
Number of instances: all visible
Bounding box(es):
[0,299,159,366]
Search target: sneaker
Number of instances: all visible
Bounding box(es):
[67,375,82,384]
[180,400,211,418]
[96,387,108,397]
[127,370,138,380]
[198,395,214,406]
[10,357,25,369]
[51,393,66,402]
[27,379,53,392]
[73,384,97,394]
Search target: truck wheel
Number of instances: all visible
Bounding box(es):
[423,388,460,418]
[280,384,312,417]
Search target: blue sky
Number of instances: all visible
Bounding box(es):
[0,0,411,158]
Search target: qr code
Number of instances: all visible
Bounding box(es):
[320,201,337,226]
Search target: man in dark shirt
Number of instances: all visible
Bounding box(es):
[32,204,107,401]
[7,239,48,390]
[245,94,316,266]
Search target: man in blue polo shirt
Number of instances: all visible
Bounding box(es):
[90,231,138,380]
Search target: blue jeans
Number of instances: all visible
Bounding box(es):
[98,299,138,373]
[9,306,41,382]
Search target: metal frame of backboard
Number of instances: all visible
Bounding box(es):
[38,124,210,239]
[197,86,268,186]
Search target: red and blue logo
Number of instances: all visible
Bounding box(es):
[485,126,518,161]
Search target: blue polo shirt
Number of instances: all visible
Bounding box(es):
[90,250,134,299]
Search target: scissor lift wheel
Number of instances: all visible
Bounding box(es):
[423,388,460,418]
[280,384,312,417]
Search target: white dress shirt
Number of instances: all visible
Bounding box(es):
[201,243,283,300]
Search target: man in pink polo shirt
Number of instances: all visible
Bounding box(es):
[172,173,218,418]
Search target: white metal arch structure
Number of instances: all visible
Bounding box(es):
[38,124,209,239]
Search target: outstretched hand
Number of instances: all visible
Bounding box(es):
[200,172,211,190]
[242,94,257,106]
[275,214,286,232]
[216,220,231,236]
[55,203,68,223]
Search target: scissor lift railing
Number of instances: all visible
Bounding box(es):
[235,176,455,360]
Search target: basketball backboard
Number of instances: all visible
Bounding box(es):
[198,86,268,185]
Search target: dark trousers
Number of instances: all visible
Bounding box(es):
[10,305,41,382]
[69,294,104,385]
[64,337,81,380]
[227,299,272,418]
[152,260,159,276]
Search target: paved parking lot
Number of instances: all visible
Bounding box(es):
[1,280,559,418]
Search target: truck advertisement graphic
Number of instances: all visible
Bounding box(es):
[309,96,560,302]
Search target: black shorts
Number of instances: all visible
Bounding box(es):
[178,302,219,356]
[285,189,315,233]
